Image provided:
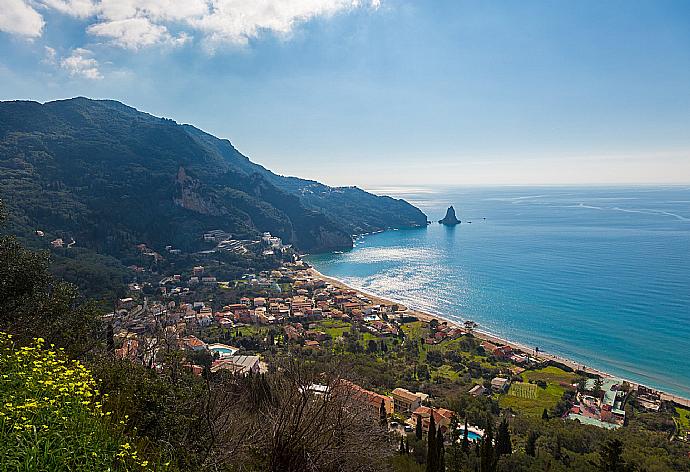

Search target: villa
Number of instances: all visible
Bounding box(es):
[392,388,428,414]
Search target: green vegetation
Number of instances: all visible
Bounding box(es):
[0,97,426,295]
[676,407,690,436]
[509,382,538,400]
[0,333,155,471]
[499,367,576,418]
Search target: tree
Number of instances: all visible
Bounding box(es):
[0,218,102,357]
[436,426,445,472]
[416,414,423,440]
[593,377,604,398]
[400,436,406,454]
[495,417,511,456]
[479,420,495,472]
[427,412,437,472]
[593,438,628,472]
[380,399,388,426]
[106,322,115,352]
[525,430,538,457]
[541,408,549,420]
[461,417,470,453]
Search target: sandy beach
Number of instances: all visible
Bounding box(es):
[305,266,690,408]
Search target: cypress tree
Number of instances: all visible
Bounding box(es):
[379,399,387,426]
[427,412,437,472]
[479,420,495,472]
[525,430,538,457]
[416,414,423,440]
[437,426,445,471]
[106,322,115,352]
[495,417,512,456]
[400,436,406,454]
[462,417,470,453]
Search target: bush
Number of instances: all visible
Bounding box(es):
[0,333,157,471]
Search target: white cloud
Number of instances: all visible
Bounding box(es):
[87,17,190,49]
[28,0,380,50]
[41,0,97,18]
[43,45,57,64]
[0,0,45,37]
[60,47,103,79]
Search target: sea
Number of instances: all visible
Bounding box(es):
[305,186,690,399]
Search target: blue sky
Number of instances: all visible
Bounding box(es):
[1,0,689,186]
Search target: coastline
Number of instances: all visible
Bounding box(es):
[304,265,690,408]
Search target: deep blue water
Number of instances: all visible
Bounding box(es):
[306,186,690,398]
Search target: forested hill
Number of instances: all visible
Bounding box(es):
[0,98,427,259]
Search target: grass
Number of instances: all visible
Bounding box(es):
[432,364,460,381]
[522,366,578,386]
[316,320,351,340]
[509,382,538,400]
[498,367,576,417]
[400,321,427,341]
[675,407,690,435]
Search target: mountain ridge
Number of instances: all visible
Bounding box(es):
[0,97,427,262]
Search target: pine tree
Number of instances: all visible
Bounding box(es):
[427,412,437,472]
[495,417,512,456]
[416,414,423,440]
[525,430,538,457]
[462,417,470,453]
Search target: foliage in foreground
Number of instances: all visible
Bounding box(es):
[0,332,158,471]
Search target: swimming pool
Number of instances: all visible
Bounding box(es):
[459,429,482,441]
[208,344,238,358]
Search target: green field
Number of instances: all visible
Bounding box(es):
[522,365,578,386]
[318,319,351,339]
[498,367,576,417]
[509,382,538,399]
[675,407,690,435]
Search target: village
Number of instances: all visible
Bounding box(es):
[100,230,690,449]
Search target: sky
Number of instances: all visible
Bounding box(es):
[1,0,689,187]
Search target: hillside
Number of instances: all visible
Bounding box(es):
[0,98,427,261]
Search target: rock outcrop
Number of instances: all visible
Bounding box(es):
[438,206,461,225]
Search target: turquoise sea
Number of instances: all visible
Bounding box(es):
[306,186,690,398]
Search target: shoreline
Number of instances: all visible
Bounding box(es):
[303,265,690,408]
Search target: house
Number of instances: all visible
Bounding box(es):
[210,355,260,375]
[339,380,393,416]
[392,388,427,414]
[491,377,510,393]
[409,406,455,434]
[115,338,139,362]
[181,335,206,351]
[468,385,487,397]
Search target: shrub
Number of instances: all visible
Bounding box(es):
[0,332,158,471]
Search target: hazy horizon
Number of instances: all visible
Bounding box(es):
[2,1,689,187]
